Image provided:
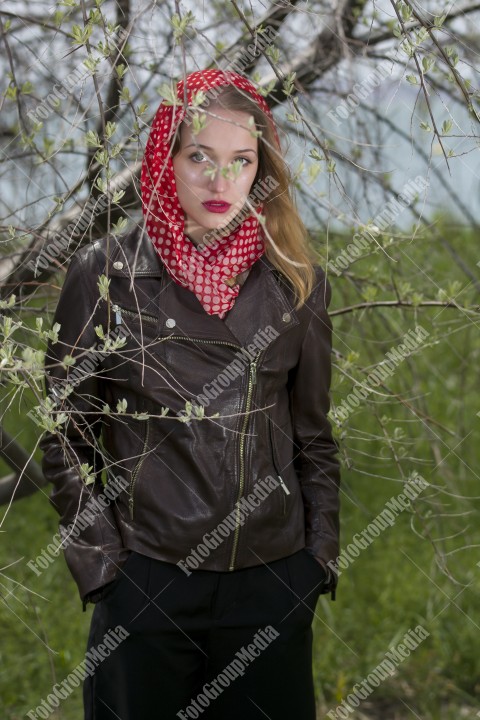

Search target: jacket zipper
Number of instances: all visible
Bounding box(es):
[269,417,290,515]
[154,334,262,571]
[228,352,261,570]
[112,305,158,327]
[129,419,151,519]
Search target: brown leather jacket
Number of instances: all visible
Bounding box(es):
[40,227,340,605]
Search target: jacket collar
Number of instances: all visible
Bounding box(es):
[108,227,163,277]
[108,226,299,348]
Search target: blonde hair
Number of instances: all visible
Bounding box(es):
[172,83,316,309]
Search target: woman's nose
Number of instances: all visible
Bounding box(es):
[207,164,229,193]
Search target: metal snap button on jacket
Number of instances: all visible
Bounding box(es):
[113,261,124,270]
[165,318,176,328]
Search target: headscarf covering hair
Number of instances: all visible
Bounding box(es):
[141,69,280,318]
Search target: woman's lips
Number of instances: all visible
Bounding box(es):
[202,201,232,213]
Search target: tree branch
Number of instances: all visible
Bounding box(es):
[0,426,47,505]
[329,299,479,316]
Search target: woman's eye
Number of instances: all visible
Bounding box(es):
[189,152,207,163]
[236,157,251,166]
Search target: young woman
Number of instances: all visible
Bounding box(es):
[40,69,340,720]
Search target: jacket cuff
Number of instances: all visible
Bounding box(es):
[64,542,131,603]
[304,534,339,598]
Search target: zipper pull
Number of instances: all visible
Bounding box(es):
[278,475,290,495]
[251,361,257,385]
[112,305,122,326]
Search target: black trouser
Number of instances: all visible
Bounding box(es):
[83,548,327,720]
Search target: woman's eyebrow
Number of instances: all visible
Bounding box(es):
[184,143,257,155]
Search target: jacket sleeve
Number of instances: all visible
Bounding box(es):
[39,252,129,605]
[289,269,340,595]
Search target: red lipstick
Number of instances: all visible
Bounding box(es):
[202,201,231,213]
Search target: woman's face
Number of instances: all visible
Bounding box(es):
[172,107,259,245]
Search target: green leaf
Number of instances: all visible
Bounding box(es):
[83,55,101,73]
[283,72,296,97]
[116,398,128,414]
[157,82,179,106]
[442,119,453,134]
[97,274,111,301]
[110,216,128,235]
[307,163,322,184]
[265,45,280,63]
[406,74,417,85]
[116,64,127,79]
[422,56,435,73]
[85,130,102,148]
[95,177,107,193]
[434,14,446,27]
[133,412,151,421]
[111,189,125,204]
[119,86,131,103]
[309,148,323,161]
[5,85,18,101]
[170,11,196,42]
[0,294,16,310]
[190,90,206,107]
[95,149,109,166]
[70,23,93,46]
[104,121,117,140]
[47,322,61,344]
[79,463,95,485]
[191,112,207,135]
[61,354,76,368]
[362,285,378,302]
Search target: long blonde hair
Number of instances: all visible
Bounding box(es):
[172,84,316,309]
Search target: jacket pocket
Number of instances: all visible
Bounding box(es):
[111,303,160,335]
[268,417,291,515]
[128,418,151,520]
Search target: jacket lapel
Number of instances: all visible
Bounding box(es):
[222,256,299,347]
[109,229,299,349]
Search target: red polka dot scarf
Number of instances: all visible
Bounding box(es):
[141,69,279,318]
